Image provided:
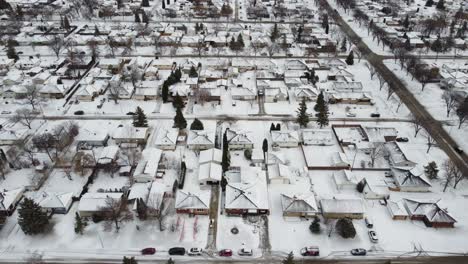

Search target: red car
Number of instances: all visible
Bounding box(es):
[141,247,156,255]
[219,249,233,257]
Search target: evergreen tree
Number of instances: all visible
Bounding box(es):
[94,25,100,36]
[316,100,329,128]
[172,94,185,109]
[221,176,228,192]
[142,11,149,23]
[162,81,169,103]
[296,98,309,128]
[123,256,138,264]
[162,0,166,9]
[142,0,149,7]
[275,123,281,131]
[229,36,237,51]
[63,16,71,30]
[403,15,409,29]
[340,38,347,52]
[356,178,366,193]
[237,34,245,50]
[336,218,356,239]
[221,131,230,172]
[135,12,141,23]
[270,23,279,42]
[282,252,295,264]
[345,51,354,65]
[325,23,329,34]
[6,39,18,61]
[190,118,204,130]
[425,0,433,7]
[270,123,275,131]
[74,212,88,235]
[309,216,321,234]
[18,198,49,235]
[436,0,444,9]
[174,68,182,82]
[314,91,325,112]
[173,107,187,129]
[136,198,148,220]
[189,65,198,77]
[424,161,439,179]
[133,107,148,127]
[262,138,268,161]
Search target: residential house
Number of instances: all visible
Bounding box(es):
[320,198,365,219]
[198,148,223,186]
[175,191,210,215]
[187,130,215,150]
[0,188,24,217]
[363,178,390,200]
[281,192,318,217]
[154,128,178,150]
[268,163,291,184]
[385,142,417,168]
[270,130,300,148]
[133,148,163,183]
[76,128,109,150]
[225,128,254,150]
[404,199,456,228]
[392,166,432,192]
[302,129,334,146]
[387,200,409,220]
[35,192,74,214]
[113,126,149,145]
[97,146,119,166]
[333,170,358,190]
[78,192,124,217]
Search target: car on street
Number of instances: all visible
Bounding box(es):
[350,248,367,256]
[74,110,84,115]
[396,137,409,142]
[346,111,356,117]
[1,110,11,114]
[453,145,464,155]
[169,247,186,256]
[219,249,233,257]
[368,230,378,243]
[370,112,380,117]
[365,217,373,228]
[141,247,156,255]
[300,246,320,256]
[188,247,203,256]
[238,248,253,256]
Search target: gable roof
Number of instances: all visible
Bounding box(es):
[281,192,318,214]
[175,191,210,210]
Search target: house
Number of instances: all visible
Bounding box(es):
[270,130,300,148]
[76,128,109,150]
[35,192,74,214]
[281,192,318,217]
[175,191,210,215]
[364,127,398,143]
[97,146,119,165]
[78,192,124,217]
[198,148,223,185]
[320,198,365,219]
[113,126,150,145]
[333,170,358,190]
[302,129,334,146]
[187,130,215,150]
[0,188,24,217]
[224,167,269,215]
[328,92,373,105]
[134,148,163,183]
[225,128,254,150]
[385,142,417,168]
[268,163,291,184]
[392,166,432,192]
[154,128,178,150]
[294,86,318,101]
[0,127,30,146]
[387,200,409,220]
[404,198,456,228]
[332,81,363,92]
[127,182,151,209]
[363,178,390,200]
[331,152,351,168]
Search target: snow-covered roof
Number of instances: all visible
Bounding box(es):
[175,191,210,210]
[97,146,119,164]
[187,130,215,147]
[78,192,123,212]
[302,129,333,146]
[198,162,222,183]
[0,188,24,212]
[404,199,456,224]
[225,167,269,211]
[281,192,318,214]
[392,166,432,189]
[226,128,254,146]
[387,200,409,218]
[35,192,73,209]
[271,130,300,144]
[199,148,222,164]
[154,128,178,147]
[128,182,151,201]
[321,198,365,215]
[113,126,149,140]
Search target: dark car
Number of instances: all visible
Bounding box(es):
[169,247,186,256]
[141,247,156,255]
[300,246,320,256]
[370,113,380,117]
[350,248,367,256]
[219,249,233,257]
[453,145,464,155]
[126,112,136,115]
[74,110,84,115]
[396,137,409,142]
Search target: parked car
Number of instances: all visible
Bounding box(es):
[188,248,203,256]
[368,230,378,243]
[1,110,11,114]
[126,112,136,115]
[453,145,464,155]
[396,137,409,142]
[370,112,380,117]
[300,246,320,256]
[365,217,373,228]
[346,112,356,117]
[350,248,367,256]
[169,247,186,255]
[219,249,233,257]
[141,247,156,255]
[74,110,84,115]
[238,248,253,256]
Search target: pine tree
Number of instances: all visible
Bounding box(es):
[74,212,88,234]
[190,118,204,130]
[142,0,149,7]
[270,23,279,42]
[309,216,321,234]
[172,94,185,109]
[123,256,138,264]
[162,81,169,103]
[162,0,166,9]
[282,251,295,264]
[133,107,148,127]
[425,0,433,7]
[317,101,329,128]
[270,123,275,131]
[63,16,71,30]
[142,11,149,23]
[314,91,325,112]
[356,178,366,193]
[237,34,245,50]
[136,198,148,220]
[336,218,356,239]
[94,25,100,36]
[436,0,444,9]
[229,36,237,51]
[6,39,18,61]
[345,51,354,65]
[221,131,230,172]
[296,98,309,128]
[424,161,439,179]
[262,138,268,161]
[275,123,281,130]
[135,12,141,23]
[403,15,410,29]
[18,198,49,235]
[325,23,329,34]
[173,107,187,129]
[174,68,182,82]
[189,65,198,77]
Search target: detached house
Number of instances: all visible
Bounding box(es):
[175,191,210,215]
[187,130,215,150]
[113,126,150,145]
[0,188,24,217]
[270,130,300,148]
[154,128,178,150]
[35,192,74,214]
[198,148,223,186]
[78,192,124,217]
[225,128,254,150]
[281,192,318,217]
[133,148,163,183]
[391,166,432,192]
[321,198,365,219]
[404,199,456,228]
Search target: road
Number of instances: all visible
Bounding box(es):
[322,1,468,176]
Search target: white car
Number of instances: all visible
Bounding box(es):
[346,112,356,117]
[1,110,11,114]
[238,248,253,256]
[188,247,203,256]
[368,230,378,243]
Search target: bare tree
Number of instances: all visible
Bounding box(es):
[409,114,424,137]
[108,81,121,104]
[124,147,141,167]
[107,37,118,57]
[73,152,95,176]
[456,98,468,129]
[148,195,171,231]
[368,142,385,167]
[32,133,56,161]
[423,131,436,153]
[9,108,38,129]
[87,39,100,60]
[101,196,133,232]
[441,160,456,192]
[49,35,66,58]
[25,86,41,111]
[196,89,211,106]
[152,34,161,57]
[441,90,457,117]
